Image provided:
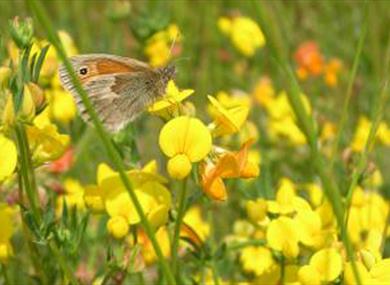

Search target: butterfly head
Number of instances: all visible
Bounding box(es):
[158,64,176,86]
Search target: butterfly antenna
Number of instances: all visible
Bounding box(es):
[168,31,179,58]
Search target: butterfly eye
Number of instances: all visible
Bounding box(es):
[79,67,88,75]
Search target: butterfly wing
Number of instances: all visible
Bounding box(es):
[59,54,161,132]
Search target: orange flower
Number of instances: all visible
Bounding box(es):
[48,147,74,173]
[294,41,324,78]
[200,140,259,201]
[324,58,342,87]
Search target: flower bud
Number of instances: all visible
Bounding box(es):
[9,17,33,49]
[167,154,192,180]
[26,82,46,114]
[19,84,36,122]
[107,216,129,239]
[2,90,15,128]
[0,66,11,88]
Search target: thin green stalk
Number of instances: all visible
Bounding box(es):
[49,242,79,285]
[1,264,10,285]
[15,147,48,284]
[15,123,41,223]
[210,259,220,285]
[171,178,188,276]
[330,2,368,169]
[27,1,176,283]
[251,2,361,284]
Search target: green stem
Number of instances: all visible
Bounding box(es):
[49,242,79,285]
[15,123,41,223]
[210,259,220,285]
[1,264,10,285]
[171,178,188,276]
[27,1,176,283]
[330,2,368,169]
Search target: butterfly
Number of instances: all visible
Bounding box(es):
[59,54,175,132]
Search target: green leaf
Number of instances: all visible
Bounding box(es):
[33,44,50,82]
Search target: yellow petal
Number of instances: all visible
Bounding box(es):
[310,248,343,282]
[246,199,267,223]
[84,185,105,213]
[0,135,17,181]
[97,163,116,185]
[344,262,369,285]
[240,246,275,276]
[266,217,299,258]
[107,216,129,239]
[298,265,321,285]
[159,116,212,161]
[167,154,192,180]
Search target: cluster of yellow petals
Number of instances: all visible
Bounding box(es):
[148,80,194,120]
[237,174,390,285]
[207,93,250,137]
[83,161,171,239]
[159,116,212,180]
[218,16,265,57]
[144,24,181,67]
[256,88,311,146]
[351,116,390,152]
[0,204,16,263]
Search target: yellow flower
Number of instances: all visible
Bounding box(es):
[0,242,13,263]
[144,24,181,67]
[239,121,260,145]
[246,198,267,224]
[182,206,210,242]
[0,66,11,88]
[0,204,16,263]
[253,264,281,285]
[138,227,171,265]
[264,91,310,145]
[0,134,17,182]
[304,183,324,208]
[107,216,129,239]
[208,95,249,137]
[298,265,321,285]
[218,16,265,57]
[57,179,85,215]
[159,116,212,179]
[102,163,171,229]
[27,112,70,164]
[351,116,390,152]
[148,80,194,120]
[46,88,77,124]
[266,216,300,258]
[345,258,390,285]
[240,246,275,276]
[316,199,337,229]
[307,248,343,282]
[267,178,311,215]
[39,31,78,82]
[253,77,275,108]
[295,209,334,249]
